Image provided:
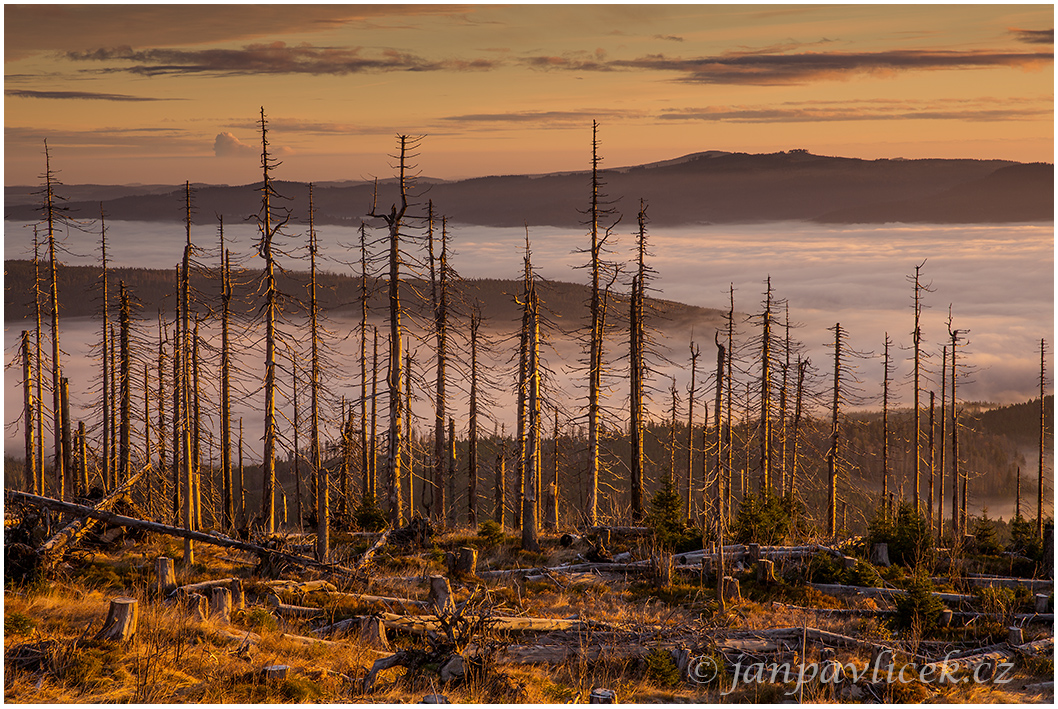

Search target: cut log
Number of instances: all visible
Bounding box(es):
[211,587,232,623]
[153,556,177,597]
[945,576,1053,593]
[176,578,235,596]
[379,612,612,635]
[280,632,338,646]
[428,576,455,615]
[747,543,760,564]
[265,594,323,619]
[6,490,361,578]
[186,593,208,622]
[317,590,427,614]
[455,547,478,575]
[809,583,974,603]
[1036,594,1051,613]
[722,576,741,603]
[266,579,338,594]
[940,609,953,628]
[359,616,391,651]
[1008,627,1024,645]
[870,543,891,567]
[37,465,147,564]
[95,597,138,642]
[1024,681,1055,694]
[586,526,650,537]
[357,528,391,570]
[758,559,777,585]
[230,578,244,610]
[920,636,1054,676]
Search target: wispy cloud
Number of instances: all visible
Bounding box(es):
[440,108,644,127]
[64,41,498,76]
[222,118,391,135]
[521,48,1053,85]
[654,34,684,42]
[1010,28,1054,45]
[659,98,1052,123]
[5,88,174,101]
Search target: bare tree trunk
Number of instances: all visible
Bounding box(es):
[428,204,446,522]
[686,342,700,518]
[143,363,150,471]
[23,331,36,493]
[495,443,507,528]
[629,201,648,522]
[309,192,327,561]
[370,327,379,503]
[109,324,117,488]
[33,232,45,497]
[910,262,929,512]
[180,183,195,564]
[712,335,725,533]
[1038,338,1047,539]
[99,209,111,492]
[937,346,946,540]
[522,248,541,552]
[119,282,131,484]
[468,308,480,526]
[77,421,88,496]
[948,308,960,537]
[60,377,71,500]
[157,315,167,490]
[447,416,457,525]
[724,285,735,519]
[827,324,843,536]
[790,359,806,498]
[548,410,560,530]
[293,359,302,532]
[927,391,935,529]
[369,136,414,528]
[759,279,773,496]
[358,223,369,509]
[778,302,790,496]
[171,290,180,525]
[43,143,67,497]
[339,398,350,519]
[238,418,245,527]
[586,120,607,526]
[220,225,234,531]
[882,334,891,512]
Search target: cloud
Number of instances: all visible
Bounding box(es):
[1010,28,1054,45]
[64,41,498,76]
[654,34,684,42]
[213,132,256,157]
[659,98,1052,123]
[5,88,173,101]
[520,48,1053,85]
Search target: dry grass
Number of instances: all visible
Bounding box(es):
[4,527,1053,704]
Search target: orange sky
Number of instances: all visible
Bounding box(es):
[4,4,1053,185]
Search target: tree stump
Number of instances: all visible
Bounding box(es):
[757,559,777,585]
[559,533,580,548]
[747,543,760,564]
[589,688,617,703]
[455,547,478,575]
[261,664,289,680]
[842,555,857,570]
[211,587,232,624]
[359,616,390,651]
[939,609,953,628]
[95,597,138,642]
[428,576,455,615]
[654,553,673,588]
[187,592,208,622]
[870,543,891,567]
[154,556,177,597]
[444,551,457,574]
[230,578,245,610]
[1035,594,1050,613]
[1008,626,1024,645]
[597,529,611,549]
[423,695,450,704]
[722,576,742,603]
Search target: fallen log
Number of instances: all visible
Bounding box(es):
[175,578,236,596]
[585,525,652,537]
[770,602,1053,624]
[920,636,1054,676]
[809,582,975,603]
[313,590,427,613]
[357,529,391,570]
[7,490,361,578]
[934,576,1053,593]
[36,465,148,563]
[266,579,338,594]
[265,594,324,619]
[379,613,613,635]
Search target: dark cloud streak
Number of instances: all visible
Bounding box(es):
[5,88,173,101]
[1011,28,1054,45]
[65,42,497,76]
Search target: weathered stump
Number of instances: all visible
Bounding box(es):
[359,616,391,651]
[95,597,138,642]
[230,578,245,610]
[654,553,674,588]
[429,576,455,615]
[842,555,857,570]
[559,533,580,548]
[722,576,742,603]
[444,551,457,574]
[757,558,777,585]
[870,543,891,567]
[423,695,450,704]
[1035,593,1050,613]
[211,587,232,623]
[939,609,953,628]
[455,547,478,575]
[589,688,617,703]
[154,556,177,597]
[747,543,760,564]
[1008,626,1024,645]
[187,592,208,622]
[261,664,289,680]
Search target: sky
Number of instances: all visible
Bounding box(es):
[4,3,1054,186]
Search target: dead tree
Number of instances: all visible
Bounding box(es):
[42,141,68,495]
[927,390,935,529]
[1038,338,1047,539]
[937,346,947,539]
[881,334,892,511]
[369,135,419,527]
[908,261,933,511]
[157,315,166,486]
[179,185,195,564]
[758,278,774,495]
[521,237,542,552]
[308,189,328,561]
[119,282,132,483]
[711,334,726,533]
[827,324,843,536]
[220,220,234,530]
[22,331,36,493]
[429,205,449,522]
[947,307,962,537]
[32,230,45,497]
[467,307,481,526]
[256,107,286,534]
[789,357,807,497]
[686,341,700,518]
[628,201,649,522]
[358,222,371,504]
[99,207,112,490]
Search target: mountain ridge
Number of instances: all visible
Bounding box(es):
[5,150,1052,227]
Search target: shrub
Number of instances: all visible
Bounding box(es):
[972,509,1002,555]
[1008,515,1043,559]
[644,648,681,688]
[730,493,797,545]
[476,520,505,548]
[645,482,701,552]
[5,611,35,636]
[868,503,932,567]
[354,497,387,532]
[891,574,946,636]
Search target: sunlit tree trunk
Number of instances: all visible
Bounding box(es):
[1038,338,1047,539]
[468,308,481,526]
[827,323,843,536]
[686,342,700,518]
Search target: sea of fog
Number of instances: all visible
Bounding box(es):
[4,218,1053,517]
